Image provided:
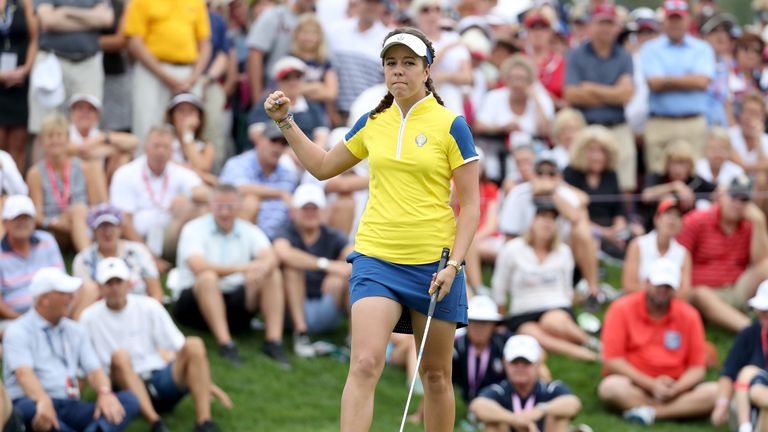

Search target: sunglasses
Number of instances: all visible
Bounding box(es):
[420,5,440,14]
[738,45,763,55]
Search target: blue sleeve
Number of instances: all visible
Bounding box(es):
[344,112,369,143]
[721,325,756,380]
[449,116,478,161]
[219,158,248,186]
[3,322,33,372]
[477,383,507,406]
[621,50,634,76]
[542,380,572,400]
[640,42,663,78]
[694,41,716,78]
[564,47,583,86]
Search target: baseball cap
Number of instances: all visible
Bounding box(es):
[168,92,203,111]
[292,183,327,209]
[503,334,542,363]
[30,54,64,108]
[663,0,689,17]
[467,295,502,322]
[524,10,551,28]
[2,195,36,220]
[534,198,559,216]
[534,151,559,172]
[30,267,82,298]
[96,257,130,285]
[591,4,617,22]
[271,56,307,81]
[87,204,123,230]
[655,198,681,217]
[728,174,753,200]
[749,279,768,311]
[262,121,285,140]
[68,93,102,112]
[380,32,433,65]
[647,257,681,289]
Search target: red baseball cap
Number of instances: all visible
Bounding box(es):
[524,11,551,28]
[663,0,689,17]
[591,4,617,22]
[656,198,681,217]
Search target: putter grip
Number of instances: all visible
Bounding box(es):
[428,247,451,316]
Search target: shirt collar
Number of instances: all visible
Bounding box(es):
[663,33,690,47]
[209,214,241,237]
[29,307,59,331]
[392,93,436,119]
[1,232,41,252]
[637,290,674,324]
[586,41,619,57]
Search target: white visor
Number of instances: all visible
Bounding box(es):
[380,33,433,64]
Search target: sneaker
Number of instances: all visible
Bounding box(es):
[570,424,594,432]
[599,282,621,302]
[293,333,316,358]
[193,420,221,432]
[150,420,170,432]
[584,335,602,354]
[262,341,291,369]
[623,406,656,426]
[577,312,602,334]
[311,340,337,356]
[218,342,243,368]
[583,293,603,313]
[738,423,754,432]
[473,285,492,297]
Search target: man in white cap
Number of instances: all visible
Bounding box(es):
[274,183,352,357]
[599,257,717,425]
[470,334,582,432]
[80,258,231,432]
[3,267,140,431]
[0,195,97,322]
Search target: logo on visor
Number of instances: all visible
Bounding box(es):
[397,35,405,41]
[415,133,428,147]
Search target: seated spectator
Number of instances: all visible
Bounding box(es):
[729,34,765,112]
[72,204,162,302]
[219,121,297,240]
[80,258,231,432]
[564,126,629,259]
[623,199,692,298]
[67,94,137,183]
[27,114,106,252]
[0,379,24,432]
[174,184,288,368]
[598,258,718,426]
[696,127,747,188]
[677,176,768,332]
[502,144,536,194]
[273,184,351,356]
[110,126,207,264]
[165,93,216,185]
[493,200,599,362]
[470,335,582,432]
[548,108,586,170]
[0,149,29,238]
[711,280,768,432]
[290,13,339,120]
[728,92,768,176]
[3,267,140,431]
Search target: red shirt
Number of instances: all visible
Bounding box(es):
[602,291,706,379]
[676,205,752,288]
[537,52,565,99]
[478,181,499,231]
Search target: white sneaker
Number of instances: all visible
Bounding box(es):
[293,333,316,358]
[623,406,656,425]
[738,422,753,432]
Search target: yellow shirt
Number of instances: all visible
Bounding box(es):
[344,94,478,264]
[124,0,211,64]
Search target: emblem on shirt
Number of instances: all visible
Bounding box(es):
[415,133,428,147]
[663,330,681,350]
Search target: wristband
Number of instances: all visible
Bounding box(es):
[275,113,294,130]
[317,257,329,271]
[446,259,462,272]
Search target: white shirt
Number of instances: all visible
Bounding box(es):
[68,124,99,146]
[432,31,471,115]
[80,294,185,375]
[0,150,27,196]
[176,214,272,293]
[475,86,554,138]
[727,126,768,166]
[327,18,390,64]
[498,182,581,239]
[636,231,687,283]
[695,159,746,186]
[491,237,574,316]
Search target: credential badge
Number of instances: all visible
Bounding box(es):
[415,133,427,147]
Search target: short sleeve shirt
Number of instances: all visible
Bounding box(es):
[72,240,159,296]
[477,379,572,431]
[0,231,65,314]
[720,321,766,381]
[344,94,478,264]
[452,331,510,403]
[245,5,296,86]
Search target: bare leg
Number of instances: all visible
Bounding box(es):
[518,323,597,362]
[544,415,572,432]
[110,349,161,423]
[570,217,600,294]
[83,160,108,204]
[68,203,91,252]
[750,383,768,431]
[192,270,232,345]
[654,382,718,420]
[737,366,764,426]
[282,267,309,334]
[597,375,653,410]
[70,280,99,320]
[7,127,27,173]
[244,265,284,342]
[172,336,212,423]
[327,194,356,236]
[538,309,588,345]
[690,288,750,332]
[340,297,402,432]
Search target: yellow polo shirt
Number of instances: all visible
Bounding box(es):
[124,0,211,64]
[344,94,478,264]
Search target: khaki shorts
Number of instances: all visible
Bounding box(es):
[608,123,637,190]
[643,115,707,174]
[711,271,753,311]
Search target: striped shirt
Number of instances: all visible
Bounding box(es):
[0,231,65,314]
[677,205,751,288]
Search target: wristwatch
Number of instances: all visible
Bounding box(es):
[446,259,462,272]
[317,257,330,271]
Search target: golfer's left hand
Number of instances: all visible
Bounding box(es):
[429,267,456,302]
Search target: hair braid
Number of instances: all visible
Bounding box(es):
[425,77,445,107]
[368,92,395,120]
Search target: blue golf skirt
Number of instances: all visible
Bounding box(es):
[347,251,468,334]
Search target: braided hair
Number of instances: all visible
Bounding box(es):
[369,27,445,120]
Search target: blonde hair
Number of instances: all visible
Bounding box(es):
[707,126,732,151]
[551,108,586,139]
[663,139,696,170]
[40,113,68,135]
[291,14,328,63]
[500,54,537,85]
[568,125,618,172]
[523,213,561,252]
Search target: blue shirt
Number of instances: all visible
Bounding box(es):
[219,151,297,238]
[565,41,633,125]
[206,10,230,71]
[640,34,715,116]
[452,331,511,403]
[0,231,65,314]
[720,321,766,381]
[3,308,101,400]
[477,379,572,431]
[706,57,730,126]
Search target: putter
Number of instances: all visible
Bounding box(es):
[399,247,451,432]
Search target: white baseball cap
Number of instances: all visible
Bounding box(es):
[292,184,327,209]
[96,257,131,285]
[467,295,502,322]
[2,195,36,220]
[271,56,307,81]
[380,33,433,65]
[68,93,102,112]
[750,279,768,311]
[30,54,65,108]
[503,335,542,363]
[30,267,82,298]
[647,257,681,290]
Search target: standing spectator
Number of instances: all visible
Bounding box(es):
[273,184,351,356]
[219,121,297,239]
[125,0,211,146]
[700,14,737,127]
[80,258,229,432]
[174,184,289,368]
[291,13,339,123]
[564,4,635,193]
[28,0,113,134]
[72,204,162,301]
[0,150,28,237]
[624,9,660,137]
[246,0,316,105]
[696,127,746,187]
[640,0,715,174]
[202,4,230,171]
[728,92,768,175]
[99,0,131,133]
[3,267,140,432]
[470,335,583,432]
[677,176,768,332]
[522,8,565,107]
[165,93,216,185]
[0,0,36,172]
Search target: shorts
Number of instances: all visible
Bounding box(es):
[347,251,468,334]
[173,285,255,333]
[143,363,188,413]
[711,271,753,311]
[305,293,342,335]
[503,307,576,332]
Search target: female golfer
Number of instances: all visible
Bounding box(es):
[265,27,479,431]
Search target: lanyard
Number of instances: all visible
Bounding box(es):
[43,326,70,372]
[0,1,14,37]
[142,167,169,208]
[512,392,535,413]
[467,344,490,398]
[761,326,768,367]
[45,159,70,212]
